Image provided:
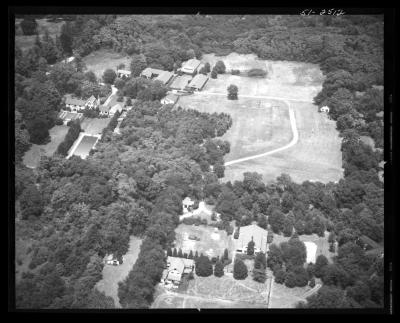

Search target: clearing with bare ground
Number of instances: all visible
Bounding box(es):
[83,49,132,79]
[95,236,142,308]
[178,53,343,184]
[174,224,235,258]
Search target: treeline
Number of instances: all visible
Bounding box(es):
[56,120,82,156]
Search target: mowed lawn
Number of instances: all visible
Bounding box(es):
[223,101,343,184]
[83,49,132,79]
[81,117,111,135]
[23,125,69,168]
[174,224,235,259]
[201,53,324,102]
[178,95,292,162]
[95,236,142,308]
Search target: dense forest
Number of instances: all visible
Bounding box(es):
[14,14,384,309]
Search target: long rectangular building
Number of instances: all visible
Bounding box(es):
[186,74,209,91]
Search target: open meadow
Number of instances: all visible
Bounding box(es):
[22,125,69,168]
[177,53,342,184]
[95,236,142,308]
[83,50,132,79]
[174,224,235,259]
[223,101,343,184]
[80,117,111,135]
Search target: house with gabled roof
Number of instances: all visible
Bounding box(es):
[65,95,87,112]
[85,95,100,109]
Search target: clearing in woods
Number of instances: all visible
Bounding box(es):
[95,236,142,308]
[83,49,132,79]
[178,53,343,184]
[22,125,69,169]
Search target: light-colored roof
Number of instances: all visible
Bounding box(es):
[376,111,383,118]
[167,257,185,273]
[169,75,192,90]
[236,224,268,253]
[110,103,123,114]
[117,69,131,75]
[65,95,86,106]
[99,105,110,113]
[187,74,209,89]
[181,58,201,72]
[86,95,97,104]
[155,71,174,84]
[182,197,195,205]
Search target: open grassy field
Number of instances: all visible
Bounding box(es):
[268,277,310,308]
[15,18,65,51]
[270,231,337,262]
[223,101,343,184]
[22,125,69,168]
[81,117,111,135]
[174,224,235,259]
[201,53,324,101]
[178,95,292,162]
[83,50,132,79]
[95,236,142,308]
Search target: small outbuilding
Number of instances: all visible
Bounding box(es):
[320,106,330,113]
[117,69,131,79]
[182,196,195,213]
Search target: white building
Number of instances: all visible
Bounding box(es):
[182,197,195,213]
[320,106,330,113]
[180,58,201,75]
[117,69,131,79]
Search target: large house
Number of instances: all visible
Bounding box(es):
[161,256,195,287]
[235,224,268,254]
[65,96,87,112]
[117,69,131,79]
[140,67,165,79]
[65,94,100,112]
[186,74,209,91]
[180,58,201,75]
[169,75,192,91]
[155,71,175,85]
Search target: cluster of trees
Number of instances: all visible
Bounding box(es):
[120,77,168,102]
[247,68,267,78]
[227,84,238,100]
[56,120,82,156]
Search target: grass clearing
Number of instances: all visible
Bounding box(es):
[80,117,111,135]
[22,125,69,168]
[268,275,310,308]
[178,95,292,161]
[223,101,343,184]
[174,224,235,259]
[83,49,132,79]
[95,236,142,308]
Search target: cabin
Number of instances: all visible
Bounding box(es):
[160,93,179,106]
[320,106,330,113]
[140,67,165,79]
[117,69,131,79]
[186,74,209,91]
[235,224,268,254]
[65,95,87,112]
[180,58,201,75]
[182,196,195,213]
[155,71,175,85]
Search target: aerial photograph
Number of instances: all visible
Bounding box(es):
[11,9,389,312]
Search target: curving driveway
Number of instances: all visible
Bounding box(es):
[224,100,299,167]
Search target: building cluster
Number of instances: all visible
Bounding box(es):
[140,59,210,102]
